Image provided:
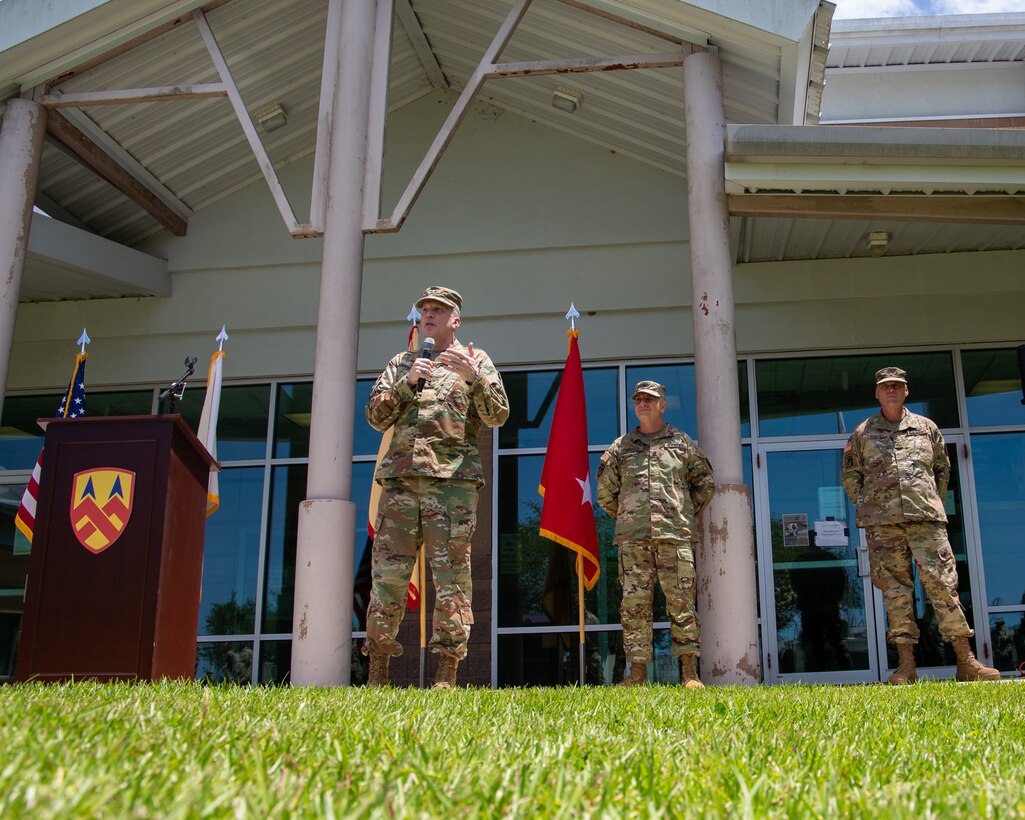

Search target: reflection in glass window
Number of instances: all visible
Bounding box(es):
[962,348,1025,428]
[196,641,253,684]
[626,362,750,438]
[989,612,1025,674]
[177,383,270,461]
[497,453,632,629]
[972,433,1025,609]
[0,390,153,471]
[198,467,263,636]
[273,382,312,459]
[500,368,618,449]
[756,352,958,437]
[497,627,680,687]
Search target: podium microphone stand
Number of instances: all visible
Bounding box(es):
[159,355,198,414]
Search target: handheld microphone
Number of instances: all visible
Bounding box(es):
[416,337,436,394]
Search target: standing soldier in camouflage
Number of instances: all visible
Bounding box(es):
[364,286,509,689]
[842,366,999,684]
[597,381,714,688]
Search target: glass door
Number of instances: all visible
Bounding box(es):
[870,438,987,678]
[757,444,880,684]
[758,439,985,684]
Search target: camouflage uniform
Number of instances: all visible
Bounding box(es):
[364,338,509,660]
[597,423,714,661]
[841,408,971,645]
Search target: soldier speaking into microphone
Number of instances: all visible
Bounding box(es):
[363,286,508,689]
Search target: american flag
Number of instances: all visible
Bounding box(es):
[13,352,88,555]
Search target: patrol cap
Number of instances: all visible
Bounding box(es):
[632,380,666,400]
[875,367,908,385]
[415,286,462,312]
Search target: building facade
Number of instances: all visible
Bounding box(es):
[0,1,1023,686]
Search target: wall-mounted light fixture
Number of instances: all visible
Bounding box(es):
[867,231,889,257]
[255,102,287,133]
[551,85,582,114]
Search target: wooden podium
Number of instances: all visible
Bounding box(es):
[16,415,216,682]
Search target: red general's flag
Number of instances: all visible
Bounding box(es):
[538,330,600,590]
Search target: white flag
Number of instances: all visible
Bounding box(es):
[197,349,223,516]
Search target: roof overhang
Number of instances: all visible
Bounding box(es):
[24,214,170,302]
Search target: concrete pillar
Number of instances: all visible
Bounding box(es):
[0,99,47,417]
[683,50,760,685]
[291,0,377,687]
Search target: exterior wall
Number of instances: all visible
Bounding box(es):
[11,89,1025,393]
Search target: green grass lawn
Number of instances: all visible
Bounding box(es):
[2,680,1024,818]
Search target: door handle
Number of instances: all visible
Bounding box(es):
[857,544,871,578]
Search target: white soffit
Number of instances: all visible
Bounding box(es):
[828,13,1025,70]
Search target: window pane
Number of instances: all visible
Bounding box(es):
[273,382,311,459]
[497,453,623,628]
[0,482,28,677]
[196,640,252,684]
[756,352,958,437]
[263,465,306,634]
[989,612,1025,674]
[497,627,682,687]
[499,368,618,449]
[273,380,378,459]
[198,467,263,636]
[177,384,269,461]
[0,390,152,470]
[972,433,1025,608]
[962,348,1025,428]
[626,362,750,438]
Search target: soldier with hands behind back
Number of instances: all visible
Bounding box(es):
[841,367,999,684]
[597,381,714,688]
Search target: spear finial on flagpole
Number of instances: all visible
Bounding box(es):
[77,328,90,354]
[407,304,421,324]
[565,303,580,331]
[216,325,229,351]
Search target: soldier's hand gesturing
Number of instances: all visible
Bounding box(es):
[438,342,480,385]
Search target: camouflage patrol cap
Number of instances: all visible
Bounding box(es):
[415,286,462,312]
[632,380,666,400]
[875,367,908,385]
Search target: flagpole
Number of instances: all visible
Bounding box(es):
[565,303,587,686]
[578,558,586,685]
[419,547,427,688]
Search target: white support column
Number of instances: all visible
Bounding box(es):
[291,0,377,687]
[683,51,760,686]
[0,99,47,418]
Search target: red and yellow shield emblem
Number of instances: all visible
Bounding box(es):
[69,468,135,554]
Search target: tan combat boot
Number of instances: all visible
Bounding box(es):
[433,655,460,690]
[680,654,704,689]
[950,636,1001,681]
[888,643,917,685]
[617,662,647,687]
[367,653,390,687]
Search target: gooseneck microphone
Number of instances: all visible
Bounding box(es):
[416,337,436,394]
